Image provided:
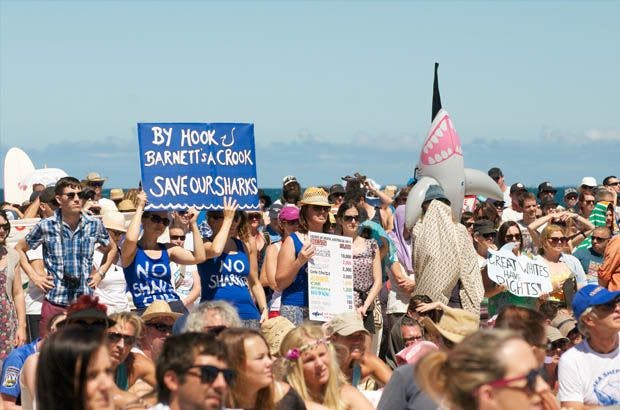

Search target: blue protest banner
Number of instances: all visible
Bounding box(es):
[137,123,259,210]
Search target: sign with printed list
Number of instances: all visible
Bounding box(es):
[307,232,354,322]
[137,123,259,210]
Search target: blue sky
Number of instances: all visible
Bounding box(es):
[1,1,619,189]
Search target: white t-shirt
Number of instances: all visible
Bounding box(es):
[558,334,620,406]
[92,248,131,314]
[386,256,413,315]
[25,248,44,315]
[501,207,523,223]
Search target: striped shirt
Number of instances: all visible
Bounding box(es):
[25,209,110,306]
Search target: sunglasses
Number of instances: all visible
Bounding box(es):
[465,222,475,228]
[607,181,620,186]
[71,319,108,328]
[281,219,299,225]
[147,322,173,334]
[594,297,620,314]
[62,191,85,200]
[403,335,424,345]
[108,229,124,236]
[88,181,104,187]
[343,215,359,222]
[583,200,595,205]
[592,236,611,242]
[0,222,10,231]
[484,368,543,395]
[549,339,570,351]
[247,213,262,220]
[548,236,568,245]
[310,205,330,213]
[505,234,521,241]
[482,232,497,240]
[493,202,505,208]
[186,365,236,385]
[170,234,186,241]
[107,332,136,345]
[147,214,170,226]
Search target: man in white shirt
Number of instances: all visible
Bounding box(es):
[558,285,620,408]
[502,183,528,222]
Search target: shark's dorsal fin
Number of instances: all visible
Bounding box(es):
[432,62,442,122]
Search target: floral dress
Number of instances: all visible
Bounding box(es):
[0,265,17,360]
[352,239,378,309]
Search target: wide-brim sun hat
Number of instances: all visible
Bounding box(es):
[109,188,124,201]
[85,172,107,182]
[421,305,479,344]
[300,187,330,207]
[141,300,182,323]
[261,316,296,356]
[117,199,137,212]
[102,211,128,233]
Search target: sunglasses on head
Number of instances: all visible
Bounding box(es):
[146,214,170,226]
[504,233,521,241]
[186,365,236,385]
[343,214,359,222]
[548,236,568,245]
[170,234,186,241]
[147,322,173,333]
[107,332,136,345]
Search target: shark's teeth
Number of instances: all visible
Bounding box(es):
[435,129,443,138]
[427,140,434,150]
[434,154,442,162]
[447,147,453,155]
[440,121,448,132]
[423,145,429,154]
[441,150,448,159]
[455,145,462,154]
[431,135,439,144]
[428,156,436,165]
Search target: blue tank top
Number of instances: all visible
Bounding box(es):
[123,244,180,309]
[197,238,260,320]
[281,233,308,307]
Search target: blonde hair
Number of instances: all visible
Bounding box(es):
[415,329,521,410]
[539,224,566,255]
[109,311,144,339]
[218,328,276,410]
[279,324,346,410]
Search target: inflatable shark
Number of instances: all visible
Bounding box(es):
[405,64,502,228]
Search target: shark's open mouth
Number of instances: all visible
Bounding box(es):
[420,110,463,166]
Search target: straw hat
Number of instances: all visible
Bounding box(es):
[102,211,127,233]
[299,187,330,207]
[261,316,296,356]
[117,199,136,212]
[109,188,124,201]
[328,311,369,336]
[141,300,182,323]
[85,172,107,182]
[421,305,479,344]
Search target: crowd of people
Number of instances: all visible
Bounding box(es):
[0,168,618,410]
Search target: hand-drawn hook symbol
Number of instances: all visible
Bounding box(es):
[220,127,236,147]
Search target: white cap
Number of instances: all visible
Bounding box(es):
[580,177,597,187]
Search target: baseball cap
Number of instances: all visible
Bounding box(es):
[328,184,346,198]
[510,183,527,194]
[278,205,299,222]
[267,203,283,221]
[540,197,559,208]
[580,177,597,188]
[538,182,557,194]
[563,188,578,198]
[328,311,369,336]
[572,284,620,320]
[473,219,496,235]
[545,325,569,344]
[282,175,298,187]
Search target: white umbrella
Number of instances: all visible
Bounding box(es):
[23,168,68,187]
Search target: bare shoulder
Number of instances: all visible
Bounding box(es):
[340,383,374,410]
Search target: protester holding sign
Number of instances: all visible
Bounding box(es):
[198,198,268,329]
[121,191,205,314]
[276,187,330,325]
[486,221,538,316]
[336,202,381,334]
[537,225,586,304]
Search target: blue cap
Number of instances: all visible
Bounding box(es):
[572,284,620,320]
[423,185,449,203]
